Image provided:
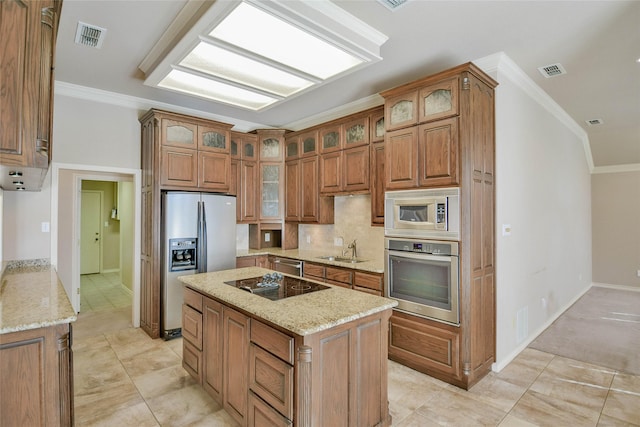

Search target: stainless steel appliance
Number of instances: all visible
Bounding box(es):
[385,187,460,241]
[273,257,303,277]
[385,238,459,325]
[161,191,236,339]
[224,273,329,301]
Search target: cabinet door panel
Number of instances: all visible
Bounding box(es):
[418,76,459,123]
[199,151,230,191]
[370,142,385,225]
[260,163,283,220]
[223,308,250,426]
[249,344,293,419]
[343,115,369,149]
[284,160,300,221]
[385,91,418,131]
[385,127,418,190]
[343,145,370,192]
[198,125,230,153]
[161,146,197,187]
[161,119,197,148]
[300,156,319,221]
[203,298,223,402]
[241,161,259,222]
[418,117,459,187]
[319,151,342,194]
[319,124,343,153]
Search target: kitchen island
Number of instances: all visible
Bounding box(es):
[0,260,76,426]
[179,267,397,427]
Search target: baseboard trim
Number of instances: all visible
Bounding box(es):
[492,283,593,372]
[593,282,640,292]
[120,283,133,296]
[101,268,120,274]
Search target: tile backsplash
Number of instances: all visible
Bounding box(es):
[298,194,384,264]
[236,194,385,264]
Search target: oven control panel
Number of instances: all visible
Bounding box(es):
[386,238,458,256]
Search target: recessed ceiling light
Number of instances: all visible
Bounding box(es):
[140,0,387,111]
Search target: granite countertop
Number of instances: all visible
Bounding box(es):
[180,267,396,336]
[0,260,77,334]
[236,248,384,274]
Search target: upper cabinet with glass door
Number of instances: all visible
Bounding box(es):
[161,119,198,148]
[343,114,369,149]
[198,124,232,153]
[319,124,343,153]
[418,76,459,123]
[257,129,285,161]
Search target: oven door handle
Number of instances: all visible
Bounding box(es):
[386,249,455,263]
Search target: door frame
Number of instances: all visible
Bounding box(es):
[80,189,104,275]
[51,162,141,326]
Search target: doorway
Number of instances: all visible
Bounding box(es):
[80,190,102,275]
[51,164,141,328]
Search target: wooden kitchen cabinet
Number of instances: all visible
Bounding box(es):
[384,127,419,189]
[370,141,385,225]
[139,109,234,339]
[204,297,224,402]
[343,114,370,149]
[384,90,418,132]
[417,117,459,187]
[319,123,343,153]
[370,108,385,143]
[231,133,259,223]
[236,255,269,268]
[0,0,62,190]
[287,153,334,223]
[223,307,251,426]
[354,271,383,296]
[0,323,73,427]
[381,63,497,389]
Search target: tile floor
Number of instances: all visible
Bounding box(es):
[73,275,640,426]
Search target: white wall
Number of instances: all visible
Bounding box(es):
[2,169,52,261]
[592,170,640,288]
[486,55,593,369]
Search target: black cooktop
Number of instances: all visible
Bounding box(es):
[224,273,330,301]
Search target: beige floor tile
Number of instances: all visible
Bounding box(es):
[392,411,442,426]
[120,345,183,378]
[542,356,617,388]
[510,389,601,426]
[498,414,540,427]
[496,349,554,388]
[597,413,640,427]
[464,372,529,412]
[165,336,184,358]
[105,327,163,360]
[75,401,159,427]
[601,387,640,425]
[610,372,640,394]
[185,409,240,427]
[414,386,507,425]
[144,383,224,426]
[133,363,198,400]
[74,381,146,426]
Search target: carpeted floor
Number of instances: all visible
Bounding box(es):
[530,286,640,376]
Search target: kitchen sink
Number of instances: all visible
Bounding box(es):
[317,255,367,264]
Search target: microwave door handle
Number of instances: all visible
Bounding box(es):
[387,250,453,263]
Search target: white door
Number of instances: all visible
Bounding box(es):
[81,191,102,274]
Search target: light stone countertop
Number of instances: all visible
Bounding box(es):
[179,267,396,336]
[236,248,384,274]
[0,261,77,334]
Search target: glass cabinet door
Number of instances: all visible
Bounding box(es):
[260,163,282,219]
[418,76,459,123]
[384,91,418,132]
[161,119,197,148]
[299,130,318,157]
[319,125,342,153]
[198,125,230,153]
[285,136,299,160]
[343,115,369,148]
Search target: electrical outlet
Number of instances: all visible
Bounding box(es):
[637,269,640,278]
[41,222,50,233]
[334,237,343,246]
[306,235,311,244]
[264,232,271,242]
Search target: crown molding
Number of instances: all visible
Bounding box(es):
[592,163,640,174]
[474,52,595,173]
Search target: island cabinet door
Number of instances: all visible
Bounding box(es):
[202,297,223,402]
[223,307,250,426]
[298,311,391,427]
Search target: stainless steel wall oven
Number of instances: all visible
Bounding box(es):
[385,237,459,325]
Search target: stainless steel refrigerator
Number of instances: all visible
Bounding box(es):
[161,191,236,339]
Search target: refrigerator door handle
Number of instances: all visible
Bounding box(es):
[201,201,208,272]
[197,201,208,273]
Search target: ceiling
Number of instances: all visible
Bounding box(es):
[54,0,640,171]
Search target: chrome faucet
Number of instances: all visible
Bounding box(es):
[347,239,357,259]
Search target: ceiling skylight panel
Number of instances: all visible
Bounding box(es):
[180,42,314,97]
[158,69,278,110]
[209,2,364,80]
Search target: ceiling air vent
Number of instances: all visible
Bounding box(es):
[376,0,410,11]
[538,63,567,78]
[586,119,604,126]
[75,22,107,49]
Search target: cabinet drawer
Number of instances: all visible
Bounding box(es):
[183,339,202,384]
[353,286,382,296]
[303,262,325,279]
[182,304,203,350]
[251,320,294,365]
[325,266,352,285]
[354,271,383,292]
[326,279,351,289]
[249,344,294,420]
[248,391,292,427]
[184,287,203,312]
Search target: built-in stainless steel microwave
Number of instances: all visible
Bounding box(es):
[384,188,460,240]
